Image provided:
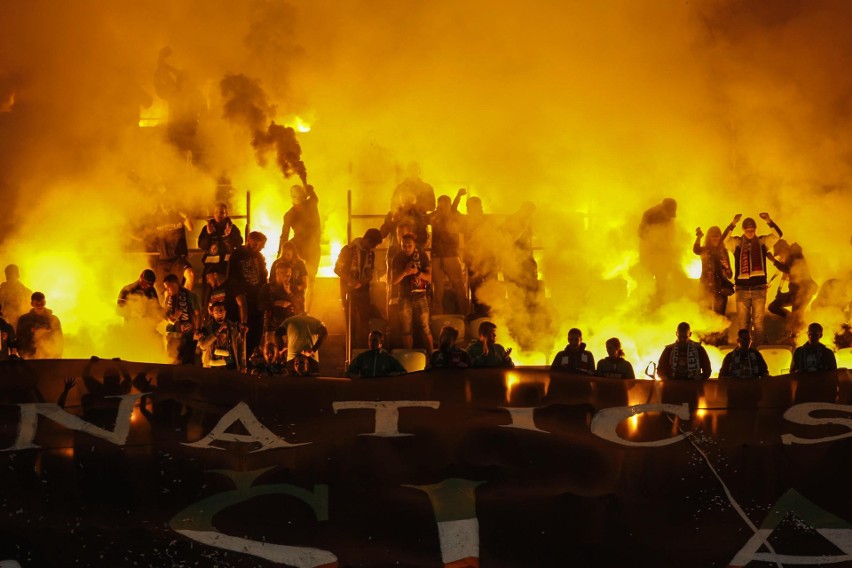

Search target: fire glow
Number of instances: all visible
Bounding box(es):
[0,1,849,370]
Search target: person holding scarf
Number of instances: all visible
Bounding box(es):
[724,212,783,346]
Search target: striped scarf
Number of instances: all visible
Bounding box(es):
[670,341,701,379]
[738,237,764,278]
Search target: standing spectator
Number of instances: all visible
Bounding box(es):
[229,231,268,356]
[204,266,249,333]
[117,269,160,322]
[347,330,407,378]
[693,226,734,316]
[463,196,496,318]
[767,241,817,342]
[724,212,783,346]
[162,273,201,365]
[467,321,513,368]
[392,234,434,351]
[334,228,383,348]
[270,242,308,315]
[198,202,243,277]
[791,323,837,374]
[657,322,712,380]
[719,329,768,379]
[150,199,195,294]
[279,185,321,311]
[596,337,635,379]
[274,312,328,376]
[391,161,436,214]
[551,328,596,374]
[195,302,244,371]
[429,326,472,369]
[16,292,63,359]
[429,189,468,315]
[0,264,32,327]
[258,263,296,345]
[638,198,684,307]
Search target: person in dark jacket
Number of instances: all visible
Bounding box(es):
[720,329,768,379]
[347,330,407,378]
[198,202,243,277]
[430,326,472,369]
[16,292,63,359]
[467,321,513,368]
[596,337,635,379]
[657,322,712,380]
[551,328,595,374]
[791,323,837,374]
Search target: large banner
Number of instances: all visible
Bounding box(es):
[0,358,850,567]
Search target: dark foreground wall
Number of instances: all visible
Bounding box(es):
[0,358,850,567]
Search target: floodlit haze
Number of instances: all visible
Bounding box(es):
[0,0,850,364]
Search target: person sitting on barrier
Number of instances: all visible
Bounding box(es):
[719,329,768,379]
[791,323,837,374]
[347,330,407,378]
[467,321,514,368]
[657,322,712,380]
[596,337,635,379]
[551,328,596,374]
[430,326,472,369]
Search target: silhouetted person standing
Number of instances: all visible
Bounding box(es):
[638,198,685,307]
[0,264,32,328]
[693,225,733,316]
[767,240,817,342]
[279,185,320,310]
[335,229,383,348]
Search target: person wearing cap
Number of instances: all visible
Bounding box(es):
[117,269,161,322]
[334,228,383,348]
[279,184,320,310]
[791,323,837,374]
[724,212,783,346]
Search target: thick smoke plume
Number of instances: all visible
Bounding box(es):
[221,73,307,185]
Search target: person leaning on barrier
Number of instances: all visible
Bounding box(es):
[551,328,595,374]
[719,329,768,379]
[791,323,837,374]
[596,337,635,379]
[467,321,513,368]
[347,330,407,378]
[657,322,711,380]
[430,326,472,369]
